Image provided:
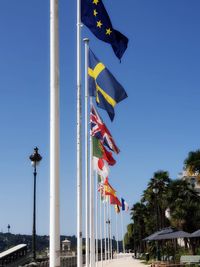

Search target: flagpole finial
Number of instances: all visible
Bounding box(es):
[83,38,89,43]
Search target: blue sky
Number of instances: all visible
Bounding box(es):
[0,0,200,237]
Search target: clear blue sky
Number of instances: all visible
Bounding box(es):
[0,0,200,236]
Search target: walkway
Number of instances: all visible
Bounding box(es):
[97,255,149,267]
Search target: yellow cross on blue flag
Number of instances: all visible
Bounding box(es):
[88,49,128,121]
[81,0,128,60]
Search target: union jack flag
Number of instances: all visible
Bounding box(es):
[90,105,120,154]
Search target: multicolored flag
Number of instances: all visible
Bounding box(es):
[121,198,129,211]
[92,137,116,166]
[88,49,128,121]
[91,105,120,154]
[110,194,121,206]
[103,177,116,197]
[81,0,128,60]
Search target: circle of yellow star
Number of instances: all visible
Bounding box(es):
[93,9,98,16]
[106,28,112,35]
[93,0,99,5]
[97,20,103,28]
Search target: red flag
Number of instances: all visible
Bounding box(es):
[110,194,122,206]
[101,144,116,166]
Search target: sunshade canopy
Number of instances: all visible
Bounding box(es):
[144,227,191,241]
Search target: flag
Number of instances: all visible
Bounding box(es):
[115,205,120,214]
[121,198,129,211]
[91,105,120,154]
[103,177,116,197]
[92,137,116,166]
[88,49,128,121]
[93,157,110,179]
[110,194,121,206]
[81,0,128,60]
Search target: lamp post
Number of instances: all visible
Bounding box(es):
[29,147,42,262]
[153,187,161,261]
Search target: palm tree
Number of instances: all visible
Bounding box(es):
[184,149,200,176]
[167,179,200,232]
[143,171,171,230]
[131,202,148,254]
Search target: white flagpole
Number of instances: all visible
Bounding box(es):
[115,212,119,257]
[90,97,95,267]
[95,172,98,266]
[84,38,89,267]
[104,197,107,261]
[120,211,125,253]
[106,201,110,261]
[100,192,103,267]
[50,0,60,266]
[109,204,112,260]
[77,0,82,264]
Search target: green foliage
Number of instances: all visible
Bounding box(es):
[124,152,200,258]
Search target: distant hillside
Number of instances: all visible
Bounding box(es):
[0,233,77,253]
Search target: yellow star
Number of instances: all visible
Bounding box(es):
[93,9,98,16]
[106,28,112,35]
[93,0,99,5]
[97,20,103,28]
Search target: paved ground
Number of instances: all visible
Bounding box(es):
[97,256,149,267]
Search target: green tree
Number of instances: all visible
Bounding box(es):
[184,149,200,175]
[143,171,171,230]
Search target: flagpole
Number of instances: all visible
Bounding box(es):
[90,96,95,267]
[95,171,98,266]
[109,203,113,260]
[115,212,119,257]
[104,197,107,262]
[107,201,110,261]
[100,189,103,267]
[120,211,125,253]
[77,0,82,264]
[50,0,60,266]
[83,38,89,267]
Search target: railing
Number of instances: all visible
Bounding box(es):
[21,253,133,266]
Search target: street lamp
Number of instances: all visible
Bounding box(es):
[29,147,42,262]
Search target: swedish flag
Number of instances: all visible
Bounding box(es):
[81,0,128,60]
[88,49,128,121]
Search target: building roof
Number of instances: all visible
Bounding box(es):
[0,244,27,259]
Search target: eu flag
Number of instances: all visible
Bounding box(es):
[81,0,128,60]
[88,49,128,121]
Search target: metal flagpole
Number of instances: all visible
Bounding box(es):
[50,0,60,266]
[95,172,98,266]
[84,38,89,267]
[100,190,103,267]
[77,0,82,264]
[115,212,119,257]
[107,201,110,260]
[109,203,112,260]
[104,197,107,262]
[120,211,125,253]
[90,95,95,267]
